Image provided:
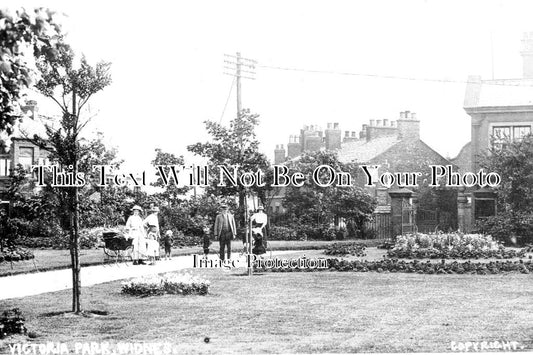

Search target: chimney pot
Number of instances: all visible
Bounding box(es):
[351,131,356,137]
[362,124,368,130]
[391,121,396,127]
[327,123,332,129]
[369,119,375,126]
[411,112,417,120]
[345,131,350,137]
[383,119,389,126]
[400,112,405,119]
[376,119,382,126]
[281,144,284,149]
[334,122,339,129]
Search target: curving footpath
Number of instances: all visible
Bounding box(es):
[0,251,297,300]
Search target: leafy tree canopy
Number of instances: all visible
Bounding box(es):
[0,8,62,134]
[480,135,533,213]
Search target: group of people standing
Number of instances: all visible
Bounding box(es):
[212,204,268,260]
[125,205,173,265]
[124,202,269,264]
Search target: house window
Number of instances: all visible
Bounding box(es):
[513,126,531,141]
[38,157,51,166]
[0,158,11,177]
[491,125,531,149]
[18,147,34,172]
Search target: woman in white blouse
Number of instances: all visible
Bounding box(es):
[125,205,147,265]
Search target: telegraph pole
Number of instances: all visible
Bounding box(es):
[224,52,256,118]
[224,52,256,276]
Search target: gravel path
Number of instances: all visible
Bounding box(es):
[0,251,297,300]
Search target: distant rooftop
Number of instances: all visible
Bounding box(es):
[464,76,533,110]
[338,136,399,163]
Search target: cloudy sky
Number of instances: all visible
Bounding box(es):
[8,0,533,172]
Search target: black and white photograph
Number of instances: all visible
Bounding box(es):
[1,1,533,354]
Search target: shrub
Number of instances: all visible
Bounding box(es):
[387,232,527,259]
[256,258,533,275]
[324,242,366,257]
[269,226,299,240]
[0,308,26,339]
[121,272,210,296]
[475,211,533,246]
[0,247,34,263]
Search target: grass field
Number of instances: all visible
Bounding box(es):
[1,261,532,353]
[0,239,381,277]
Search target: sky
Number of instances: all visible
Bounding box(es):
[7,0,533,173]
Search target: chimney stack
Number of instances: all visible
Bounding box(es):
[397,111,420,140]
[521,32,533,79]
[325,122,341,150]
[274,144,286,164]
[287,135,301,158]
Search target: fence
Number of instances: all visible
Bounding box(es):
[365,213,392,240]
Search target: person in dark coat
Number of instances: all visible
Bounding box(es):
[213,204,236,260]
[250,206,268,255]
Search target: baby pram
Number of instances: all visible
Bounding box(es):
[102,231,133,262]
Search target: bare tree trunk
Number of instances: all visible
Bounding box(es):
[70,89,81,313]
[72,185,81,313]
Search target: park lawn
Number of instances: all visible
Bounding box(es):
[0,239,379,277]
[1,269,532,353]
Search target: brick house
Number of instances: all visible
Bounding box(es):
[0,101,51,212]
[453,32,533,230]
[272,111,456,235]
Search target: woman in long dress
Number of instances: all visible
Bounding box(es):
[251,206,268,255]
[143,206,161,261]
[126,205,147,265]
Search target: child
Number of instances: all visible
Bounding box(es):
[146,226,159,265]
[163,230,173,260]
[202,224,211,260]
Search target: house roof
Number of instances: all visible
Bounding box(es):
[464,76,533,110]
[450,141,472,172]
[338,136,399,163]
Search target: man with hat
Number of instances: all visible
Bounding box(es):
[213,203,236,260]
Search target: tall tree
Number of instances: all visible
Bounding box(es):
[150,148,189,206]
[476,135,533,245]
[187,109,271,226]
[0,8,61,135]
[480,135,533,213]
[33,39,111,313]
[282,150,376,232]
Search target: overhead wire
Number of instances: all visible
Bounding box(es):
[219,76,236,123]
[257,64,533,87]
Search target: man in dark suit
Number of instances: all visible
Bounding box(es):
[213,204,236,260]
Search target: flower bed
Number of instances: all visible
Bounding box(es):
[0,247,34,264]
[0,308,26,339]
[121,272,210,296]
[387,233,527,259]
[254,258,533,275]
[324,242,367,257]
